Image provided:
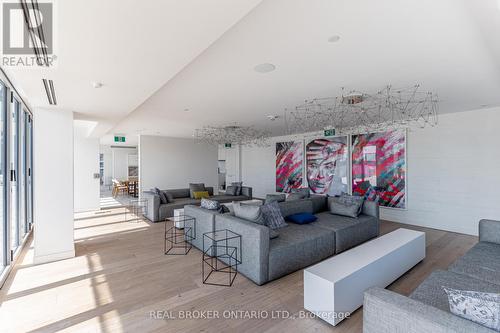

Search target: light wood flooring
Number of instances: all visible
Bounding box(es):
[0,207,477,333]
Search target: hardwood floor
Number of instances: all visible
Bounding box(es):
[0,208,477,333]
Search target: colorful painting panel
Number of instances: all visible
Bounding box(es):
[276,141,304,192]
[306,137,348,196]
[351,130,406,209]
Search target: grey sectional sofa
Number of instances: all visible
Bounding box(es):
[142,186,252,222]
[185,195,379,285]
[363,219,500,333]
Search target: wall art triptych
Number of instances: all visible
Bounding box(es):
[275,129,406,209]
[351,130,406,209]
[275,141,304,192]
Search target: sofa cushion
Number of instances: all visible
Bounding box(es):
[165,188,190,199]
[193,191,210,199]
[278,200,314,218]
[329,200,357,218]
[158,198,199,220]
[265,194,286,204]
[443,287,500,331]
[449,242,500,286]
[211,195,248,203]
[261,201,287,229]
[328,195,364,217]
[287,193,305,201]
[291,187,310,198]
[154,187,168,204]
[314,212,379,253]
[164,191,174,203]
[287,212,317,224]
[200,198,220,210]
[231,182,243,195]
[309,195,327,213]
[189,183,206,198]
[226,185,238,196]
[233,201,265,225]
[268,224,336,281]
[409,270,500,313]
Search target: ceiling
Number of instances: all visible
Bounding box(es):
[4,0,263,137]
[5,0,500,140]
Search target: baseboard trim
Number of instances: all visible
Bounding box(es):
[34,249,75,265]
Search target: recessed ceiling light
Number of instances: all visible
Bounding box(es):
[92,82,103,88]
[328,35,341,43]
[254,63,276,73]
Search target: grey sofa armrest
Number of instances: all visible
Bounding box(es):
[184,205,218,251]
[479,219,500,245]
[241,186,252,198]
[215,214,269,285]
[142,191,160,222]
[363,287,493,333]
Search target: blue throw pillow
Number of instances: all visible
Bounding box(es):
[286,212,317,224]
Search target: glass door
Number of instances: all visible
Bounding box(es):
[25,113,33,232]
[19,109,27,237]
[10,98,19,251]
[0,82,6,273]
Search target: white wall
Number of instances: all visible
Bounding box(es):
[33,109,75,264]
[112,148,137,180]
[139,135,218,192]
[240,107,500,236]
[74,122,100,212]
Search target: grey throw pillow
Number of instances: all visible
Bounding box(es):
[287,193,305,201]
[154,187,168,204]
[231,182,243,195]
[443,287,500,331]
[265,194,286,204]
[189,183,206,198]
[261,201,288,229]
[200,198,220,210]
[233,201,265,225]
[291,188,310,198]
[329,195,364,218]
[226,185,238,196]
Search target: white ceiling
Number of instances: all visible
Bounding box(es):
[4,0,263,137]
[6,0,500,140]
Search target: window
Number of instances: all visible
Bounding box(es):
[10,98,20,251]
[0,73,33,287]
[0,82,6,274]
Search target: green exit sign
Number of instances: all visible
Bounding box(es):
[114,136,126,142]
[324,129,336,137]
[224,143,232,148]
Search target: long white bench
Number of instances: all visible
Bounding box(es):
[304,228,425,326]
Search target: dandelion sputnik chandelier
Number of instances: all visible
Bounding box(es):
[194,124,270,147]
[286,85,439,135]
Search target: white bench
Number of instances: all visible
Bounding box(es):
[304,228,425,326]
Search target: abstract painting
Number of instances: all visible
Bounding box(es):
[351,130,406,209]
[306,137,348,196]
[276,141,304,192]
